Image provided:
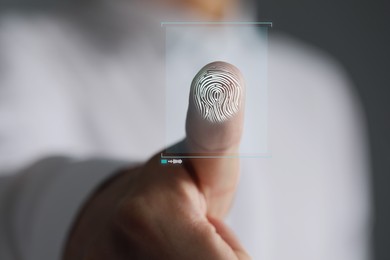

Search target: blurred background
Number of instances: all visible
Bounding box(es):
[0,0,389,259]
[256,1,389,259]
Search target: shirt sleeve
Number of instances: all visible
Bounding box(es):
[0,15,139,260]
[0,156,133,260]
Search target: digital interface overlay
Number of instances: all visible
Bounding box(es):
[161,22,272,164]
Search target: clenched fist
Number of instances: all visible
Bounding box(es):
[64,62,250,260]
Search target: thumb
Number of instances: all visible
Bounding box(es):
[184,61,245,217]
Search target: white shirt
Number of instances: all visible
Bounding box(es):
[0,2,371,259]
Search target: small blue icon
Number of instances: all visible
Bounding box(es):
[161,159,168,164]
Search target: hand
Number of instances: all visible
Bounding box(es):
[63,62,250,259]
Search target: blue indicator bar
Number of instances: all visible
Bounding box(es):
[161,159,168,164]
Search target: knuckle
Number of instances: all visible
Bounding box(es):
[113,195,152,235]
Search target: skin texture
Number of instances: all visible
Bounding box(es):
[63,61,248,259]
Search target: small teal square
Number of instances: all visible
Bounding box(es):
[161,159,168,164]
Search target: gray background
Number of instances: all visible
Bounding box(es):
[255,0,390,259]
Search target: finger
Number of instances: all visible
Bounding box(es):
[208,216,251,260]
[186,61,245,152]
[184,61,245,217]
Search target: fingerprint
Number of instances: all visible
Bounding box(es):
[191,61,244,123]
